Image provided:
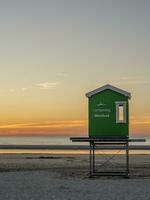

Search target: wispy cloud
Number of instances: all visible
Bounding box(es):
[56,72,68,77]
[111,77,150,86]
[35,81,60,90]
[8,81,61,92]
[21,88,28,92]
[10,89,15,93]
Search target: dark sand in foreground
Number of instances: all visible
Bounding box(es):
[0,154,150,200]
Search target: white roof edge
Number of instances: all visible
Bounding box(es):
[85,84,131,99]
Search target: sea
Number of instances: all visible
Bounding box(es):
[0,135,149,154]
[0,136,74,146]
[0,135,149,145]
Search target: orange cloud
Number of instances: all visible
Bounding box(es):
[0,120,87,136]
[130,116,150,136]
[0,116,149,136]
[131,116,150,125]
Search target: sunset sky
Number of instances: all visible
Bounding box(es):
[0,0,150,136]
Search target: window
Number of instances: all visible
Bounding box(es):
[119,105,124,121]
[116,102,126,123]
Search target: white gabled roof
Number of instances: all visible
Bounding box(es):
[85,84,131,99]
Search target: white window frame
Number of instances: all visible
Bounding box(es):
[115,101,127,123]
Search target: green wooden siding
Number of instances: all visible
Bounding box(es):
[88,89,129,138]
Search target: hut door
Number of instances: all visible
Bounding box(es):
[115,102,126,123]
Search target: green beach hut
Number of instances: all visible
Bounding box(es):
[86,84,131,138]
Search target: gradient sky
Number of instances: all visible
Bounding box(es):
[0,0,150,136]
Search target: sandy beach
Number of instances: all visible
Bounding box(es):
[0,153,149,200]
